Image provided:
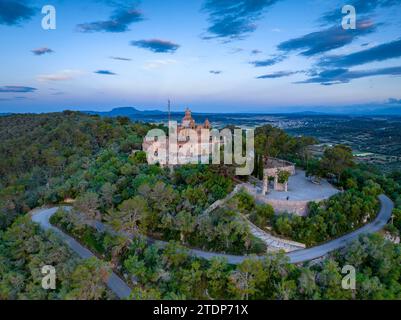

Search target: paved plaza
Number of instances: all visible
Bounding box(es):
[255,170,340,202]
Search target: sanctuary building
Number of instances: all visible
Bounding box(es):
[143,108,214,165]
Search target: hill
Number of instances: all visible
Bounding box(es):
[0,111,155,229]
[83,107,165,117]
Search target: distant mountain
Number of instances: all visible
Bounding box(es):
[81,104,401,120]
[0,113,11,117]
[83,107,165,117]
[368,106,401,116]
[299,104,401,116]
[334,106,401,116]
[289,111,329,116]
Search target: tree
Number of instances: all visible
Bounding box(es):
[64,257,111,300]
[317,259,352,300]
[236,191,255,212]
[105,196,148,238]
[124,254,147,283]
[206,258,230,299]
[274,216,293,237]
[139,181,177,216]
[180,261,206,299]
[273,279,297,300]
[0,271,25,300]
[392,208,401,233]
[175,211,195,243]
[345,178,358,190]
[253,152,259,178]
[130,287,162,300]
[228,259,267,300]
[130,151,148,165]
[320,145,354,184]
[297,268,319,299]
[278,170,291,184]
[296,136,317,167]
[100,182,116,209]
[252,204,275,228]
[258,154,264,180]
[103,235,130,268]
[162,241,189,268]
[306,159,325,182]
[74,192,100,222]
[256,204,274,220]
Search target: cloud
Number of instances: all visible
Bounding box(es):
[201,0,280,40]
[388,98,401,104]
[142,59,177,70]
[0,0,35,26]
[131,39,180,53]
[210,70,222,75]
[110,56,132,61]
[228,47,244,54]
[250,55,285,67]
[277,19,378,56]
[0,86,37,93]
[321,0,401,24]
[251,49,262,55]
[32,47,54,56]
[298,66,401,85]
[77,8,143,33]
[318,38,401,68]
[37,70,84,82]
[51,91,65,96]
[257,70,304,79]
[0,96,29,102]
[94,70,117,75]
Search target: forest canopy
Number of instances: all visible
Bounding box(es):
[0,113,400,300]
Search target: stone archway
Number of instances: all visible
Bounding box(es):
[262,157,295,195]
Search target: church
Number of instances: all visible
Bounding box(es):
[178,108,211,139]
[143,108,214,165]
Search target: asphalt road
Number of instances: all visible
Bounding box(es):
[31,207,132,300]
[31,194,393,281]
[164,194,394,264]
[286,194,394,263]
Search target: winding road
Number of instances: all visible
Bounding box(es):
[30,194,393,298]
[31,207,132,300]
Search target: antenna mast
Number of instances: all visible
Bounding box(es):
[168,99,171,124]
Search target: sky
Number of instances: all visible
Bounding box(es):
[0,0,401,113]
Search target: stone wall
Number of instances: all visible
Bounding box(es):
[265,199,309,217]
[264,164,296,177]
[241,184,315,216]
[203,184,243,215]
[247,219,306,252]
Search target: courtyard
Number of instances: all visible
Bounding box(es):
[265,170,339,202]
[245,169,340,216]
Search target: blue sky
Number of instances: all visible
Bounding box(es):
[1,0,401,113]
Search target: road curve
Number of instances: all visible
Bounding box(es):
[286,194,394,263]
[31,194,394,269]
[31,207,132,300]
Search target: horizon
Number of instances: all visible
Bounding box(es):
[1,0,401,113]
[2,104,401,116]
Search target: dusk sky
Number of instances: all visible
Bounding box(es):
[1,0,401,113]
